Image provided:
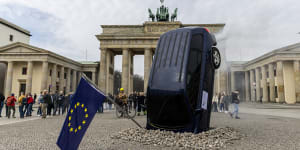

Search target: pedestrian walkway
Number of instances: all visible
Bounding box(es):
[236,102,300,119]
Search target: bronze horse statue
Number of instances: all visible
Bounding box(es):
[148,8,155,22]
[171,8,178,22]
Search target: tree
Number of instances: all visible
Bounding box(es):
[133,74,144,92]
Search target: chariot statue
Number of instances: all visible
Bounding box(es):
[148,0,178,22]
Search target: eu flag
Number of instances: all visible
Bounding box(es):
[57,77,106,150]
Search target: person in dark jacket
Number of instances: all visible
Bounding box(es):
[47,92,55,116]
[137,92,146,116]
[62,93,71,114]
[0,93,5,117]
[229,90,240,119]
[56,91,64,115]
[52,91,59,115]
[42,90,51,118]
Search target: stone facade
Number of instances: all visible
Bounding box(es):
[96,21,225,95]
[0,42,98,97]
[0,17,31,47]
[230,42,300,104]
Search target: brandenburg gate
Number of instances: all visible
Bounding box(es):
[96,2,225,95]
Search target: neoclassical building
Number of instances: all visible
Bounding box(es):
[230,43,300,104]
[0,42,98,98]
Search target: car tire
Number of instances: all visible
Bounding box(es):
[211,47,221,69]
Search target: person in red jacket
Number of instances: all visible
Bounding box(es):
[26,93,34,116]
[6,93,16,118]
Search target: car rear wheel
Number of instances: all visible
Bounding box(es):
[211,47,221,69]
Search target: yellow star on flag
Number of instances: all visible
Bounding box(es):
[85,114,88,118]
[84,108,87,112]
[78,126,82,130]
[81,104,84,108]
[70,109,73,114]
[77,102,80,106]
[69,116,71,121]
[68,123,71,127]
[75,129,78,133]
[70,128,73,132]
[82,120,86,124]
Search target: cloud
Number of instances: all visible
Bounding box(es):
[1,0,300,75]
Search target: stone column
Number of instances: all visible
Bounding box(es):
[72,70,77,92]
[294,60,300,103]
[66,68,71,94]
[40,61,48,91]
[106,50,111,94]
[92,71,96,83]
[230,71,235,92]
[268,63,275,102]
[59,66,64,93]
[283,61,296,104]
[276,61,284,103]
[122,48,129,95]
[5,61,13,98]
[25,61,33,94]
[144,48,152,93]
[261,65,268,102]
[245,71,250,101]
[128,51,134,94]
[99,48,107,93]
[51,64,57,93]
[250,69,255,101]
[255,68,261,102]
[77,72,82,84]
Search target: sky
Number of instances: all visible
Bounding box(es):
[1,0,300,76]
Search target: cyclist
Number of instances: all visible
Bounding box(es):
[118,88,127,106]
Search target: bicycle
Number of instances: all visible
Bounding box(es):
[115,100,136,118]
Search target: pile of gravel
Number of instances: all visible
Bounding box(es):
[111,127,242,149]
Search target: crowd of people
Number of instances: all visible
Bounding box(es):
[212,91,240,119]
[99,88,147,116]
[0,90,72,119]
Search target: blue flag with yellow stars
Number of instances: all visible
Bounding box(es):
[57,77,105,150]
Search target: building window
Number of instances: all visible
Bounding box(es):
[22,67,27,75]
[9,35,13,42]
[58,71,60,78]
[49,69,52,76]
[64,73,67,79]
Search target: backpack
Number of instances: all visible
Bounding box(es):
[22,97,27,105]
[7,97,14,105]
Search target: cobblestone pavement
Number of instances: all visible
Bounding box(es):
[0,108,299,149]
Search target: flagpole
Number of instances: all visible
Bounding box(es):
[81,74,142,128]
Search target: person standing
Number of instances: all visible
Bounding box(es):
[37,92,42,116]
[41,90,51,119]
[6,93,16,118]
[57,91,64,115]
[229,90,240,119]
[137,92,146,116]
[108,94,113,110]
[26,93,34,116]
[212,93,218,112]
[47,92,54,116]
[219,93,225,112]
[0,93,5,117]
[52,91,59,115]
[224,92,230,113]
[18,92,25,118]
[23,94,28,116]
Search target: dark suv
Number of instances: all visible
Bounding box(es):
[146,27,221,133]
